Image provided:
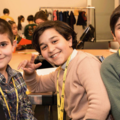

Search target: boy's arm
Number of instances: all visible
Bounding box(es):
[77,57,110,120]
[100,60,120,120]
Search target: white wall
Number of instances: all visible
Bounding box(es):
[89,0,114,41]
[115,0,120,8]
[0,0,87,24]
[0,0,87,41]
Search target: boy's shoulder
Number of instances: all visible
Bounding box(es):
[76,50,100,62]
[102,52,118,66]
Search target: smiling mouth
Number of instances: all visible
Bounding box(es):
[51,52,61,58]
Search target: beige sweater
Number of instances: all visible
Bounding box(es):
[23,50,110,120]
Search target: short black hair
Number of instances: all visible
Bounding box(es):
[110,5,120,36]
[34,10,48,22]
[0,18,14,44]
[32,21,77,54]
[27,15,34,21]
[3,8,9,14]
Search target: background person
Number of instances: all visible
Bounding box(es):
[34,10,48,25]
[17,15,26,38]
[8,20,26,50]
[24,15,37,40]
[0,8,14,21]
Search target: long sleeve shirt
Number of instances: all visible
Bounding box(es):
[101,50,120,120]
[0,65,36,120]
[24,50,110,120]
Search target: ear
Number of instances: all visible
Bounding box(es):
[111,31,117,41]
[12,40,17,52]
[68,36,73,47]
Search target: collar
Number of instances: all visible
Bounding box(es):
[0,65,18,84]
[61,49,78,70]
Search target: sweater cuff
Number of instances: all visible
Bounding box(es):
[23,71,37,81]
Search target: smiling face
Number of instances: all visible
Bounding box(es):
[112,17,120,44]
[39,28,73,66]
[0,34,15,72]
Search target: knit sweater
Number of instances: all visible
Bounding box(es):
[23,50,110,120]
[100,50,120,120]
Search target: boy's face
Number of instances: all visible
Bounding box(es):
[12,23,18,36]
[0,34,15,72]
[112,17,120,44]
[39,28,73,66]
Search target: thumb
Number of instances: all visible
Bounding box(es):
[34,63,42,69]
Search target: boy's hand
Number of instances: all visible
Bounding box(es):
[17,54,42,74]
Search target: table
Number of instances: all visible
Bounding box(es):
[10,49,116,71]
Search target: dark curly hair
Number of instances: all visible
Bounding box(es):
[32,20,77,54]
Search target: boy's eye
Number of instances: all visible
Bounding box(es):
[52,40,58,43]
[41,45,47,50]
[0,42,7,47]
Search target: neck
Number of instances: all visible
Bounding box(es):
[0,69,8,83]
[4,13,9,16]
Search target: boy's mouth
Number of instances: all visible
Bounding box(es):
[50,51,61,58]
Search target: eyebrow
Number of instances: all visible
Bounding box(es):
[39,36,57,47]
[0,41,9,43]
[116,23,120,27]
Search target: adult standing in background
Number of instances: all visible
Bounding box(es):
[34,10,48,25]
[18,15,26,38]
[0,8,14,21]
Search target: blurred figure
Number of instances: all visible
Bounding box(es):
[24,15,37,40]
[34,10,48,25]
[0,8,14,21]
[18,15,26,38]
[8,20,26,50]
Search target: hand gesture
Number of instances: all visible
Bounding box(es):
[17,54,42,74]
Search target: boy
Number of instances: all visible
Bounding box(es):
[0,18,36,119]
[24,15,37,40]
[100,5,120,120]
[18,21,110,120]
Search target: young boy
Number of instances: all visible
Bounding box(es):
[0,18,36,119]
[18,20,110,120]
[100,5,120,120]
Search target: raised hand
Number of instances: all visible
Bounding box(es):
[17,54,42,74]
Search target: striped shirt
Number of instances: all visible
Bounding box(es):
[0,65,36,120]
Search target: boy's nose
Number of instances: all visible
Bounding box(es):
[0,49,2,54]
[48,45,55,53]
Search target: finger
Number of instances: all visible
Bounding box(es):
[30,54,36,64]
[34,63,42,69]
[17,60,28,70]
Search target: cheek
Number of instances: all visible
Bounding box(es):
[41,51,48,59]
